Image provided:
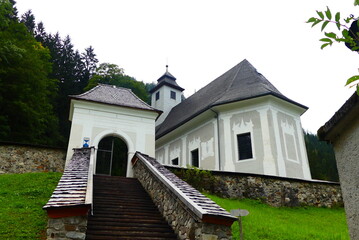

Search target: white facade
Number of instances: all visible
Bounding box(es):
[155,96,312,179]
[66,99,159,177]
[151,85,183,126]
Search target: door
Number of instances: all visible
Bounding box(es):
[95,136,128,176]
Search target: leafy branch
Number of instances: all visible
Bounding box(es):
[307,6,359,94]
[307,7,358,50]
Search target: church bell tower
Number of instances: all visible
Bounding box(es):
[150,66,184,126]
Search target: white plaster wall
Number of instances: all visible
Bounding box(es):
[333,118,359,240]
[222,108,265,175]
[155,96,311,180]
[152,85,182,126]
[275,108,311,179]
[155,119,217,170]
[66,100,158,177]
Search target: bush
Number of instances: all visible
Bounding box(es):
[172,166,217,192]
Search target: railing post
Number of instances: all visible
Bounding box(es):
[85,147,95,215]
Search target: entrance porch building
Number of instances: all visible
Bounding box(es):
[66,84,161,177]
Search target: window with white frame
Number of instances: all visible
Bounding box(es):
[232,119,255,161]
[237,133,253,160]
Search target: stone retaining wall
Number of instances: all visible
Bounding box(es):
[47,216,87,240]
[0,142,66,174]
[133,156,233,240]
[168,167,343,208]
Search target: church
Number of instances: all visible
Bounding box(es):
[150,59,311,179]
[66,59,312,180]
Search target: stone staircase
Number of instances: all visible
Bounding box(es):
[85,175,177,240]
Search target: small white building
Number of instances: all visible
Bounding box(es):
[66,84,161,177]
[151,59,312,179]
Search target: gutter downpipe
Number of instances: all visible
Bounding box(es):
[210,108,221,171]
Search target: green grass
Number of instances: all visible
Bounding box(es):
[205,193,349,240]
[0,172,61,240]
[0,173,350,240]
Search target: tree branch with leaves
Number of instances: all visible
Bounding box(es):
[307,5,359,94]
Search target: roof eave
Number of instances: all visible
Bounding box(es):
[318,92,359,142]
[70,97,162,116]
[149,82,185,94]
[156,93,307,139]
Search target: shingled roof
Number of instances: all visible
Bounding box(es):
[156,59,307,138]
[70,84,161,114]
[43,148,91,209]
[318,92,359,142]
[149,69,184,94]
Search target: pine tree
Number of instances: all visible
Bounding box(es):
[304,131,339,181]
[0,0,60,145]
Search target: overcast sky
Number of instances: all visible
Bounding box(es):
[15,0,358,133]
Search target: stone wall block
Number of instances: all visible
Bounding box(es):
[133,160,232,240]
[47,216,87,240]
[169,167,343,208]
[0,144,66,174]
[65,231,86,240]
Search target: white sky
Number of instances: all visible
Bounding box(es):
[15,0,358,133]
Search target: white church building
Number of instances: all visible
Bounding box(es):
[66,59,311,180]
[151,59,311,180]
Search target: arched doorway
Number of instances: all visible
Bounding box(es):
[95,136,128,176]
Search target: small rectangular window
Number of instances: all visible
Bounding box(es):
[170,91,176,100]
[191,149,199,167]
[237,133,253,160]
[156,91,160,101]
[171,158,179,165]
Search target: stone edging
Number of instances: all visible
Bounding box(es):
[132,152,235,240]
[167,166,343,208]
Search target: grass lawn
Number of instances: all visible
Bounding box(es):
[0,172,350,240]
[205,193,349,240]
[0,172,61,240]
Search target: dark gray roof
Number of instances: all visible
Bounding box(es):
[70,84,160,113]
[156,59,308,138]
[43,148,91,209]
[149,70,184,93]
[318,92,359,141]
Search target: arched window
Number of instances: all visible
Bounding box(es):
[96,136,128,176]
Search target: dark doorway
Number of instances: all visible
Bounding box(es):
[96,136,128,176]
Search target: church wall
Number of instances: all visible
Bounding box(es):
[152,85,182,126]
[155,120,217,170]
[267,109,280,173]
[169,139,182,165]
[67,100,158,174]
[276,111,307,179]
[186,122,216,169]
[224,109,265,174]
[155,97,311,180]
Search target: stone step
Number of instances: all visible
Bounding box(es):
[85,175,176,240]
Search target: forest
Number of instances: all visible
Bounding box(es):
[0,0,153,147]
[0,1,338,181]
